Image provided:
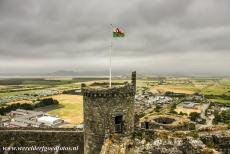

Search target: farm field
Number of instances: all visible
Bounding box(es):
[175,105,202,115]
[0,77,110,97]
[150,85,198,94]
[1,76,230,118]
[210,99,230,105]
[48,94,83,125]
[141,77,230,105]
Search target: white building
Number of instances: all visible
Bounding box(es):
[75,124,84,131]
[37,116,63,127]
[183,102,197,109]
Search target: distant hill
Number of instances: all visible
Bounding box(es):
[45,70,111,76]
[0,70,109,77]
[0,70,129,77]
[45,70,80,76]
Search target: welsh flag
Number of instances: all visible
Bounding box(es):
[113,27,125,37]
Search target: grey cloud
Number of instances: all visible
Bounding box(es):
[0,0,230,75]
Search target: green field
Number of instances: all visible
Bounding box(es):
[210,99,230,105]
[48,94,83,125]
[138,77,230,105]
[1,76,230,122]
[1,77,230,97]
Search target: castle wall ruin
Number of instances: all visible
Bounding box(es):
[0,128,84,154]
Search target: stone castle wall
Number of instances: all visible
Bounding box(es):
[0,128,84,154]
[82,72,136,154]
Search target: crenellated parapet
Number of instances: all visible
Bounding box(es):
[81,83,135,98]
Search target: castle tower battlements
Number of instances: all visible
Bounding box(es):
[82,71,136,154]
[82,83,135,97]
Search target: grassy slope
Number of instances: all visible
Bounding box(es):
[145,78,230,104]
[210,99,230,105]
[48,94,83,125]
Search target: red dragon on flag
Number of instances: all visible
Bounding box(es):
[113,27,125,37]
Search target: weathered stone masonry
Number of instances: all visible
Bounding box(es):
[82,72,136,154]
[0,128,84,154]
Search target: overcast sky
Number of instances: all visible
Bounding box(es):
[0,0,230,76]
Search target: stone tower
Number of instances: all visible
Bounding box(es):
[82,71,136,154]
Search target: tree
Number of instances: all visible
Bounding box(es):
[170,103,177,114]
[222,110,230,124]
[0,98,59,115]
[179,111,187,116]
[154,105,162,112]
[189,112,200,122]
[213,109,230,125]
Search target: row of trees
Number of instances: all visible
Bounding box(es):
[205,94,230,100]
[0,98,59,115]
[164,91,188,98]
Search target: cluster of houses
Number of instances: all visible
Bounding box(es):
[135,89,173,114]
[134,87,210,115]
[0,89,61,104]
[0,109,64,128]
[0,95,34,104]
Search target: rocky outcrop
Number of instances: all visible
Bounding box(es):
[100,133,218,154]
[100,136,135,154]
[200,131,230,154]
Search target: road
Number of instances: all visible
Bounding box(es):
[200,102,213,126]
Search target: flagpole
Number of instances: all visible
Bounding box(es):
[109,24,113,88]
[109,39,112,87]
